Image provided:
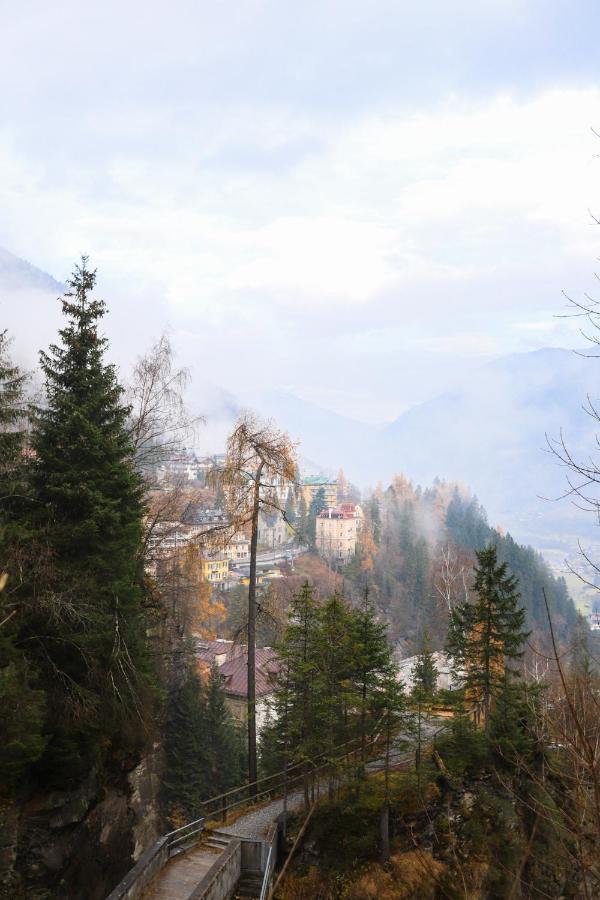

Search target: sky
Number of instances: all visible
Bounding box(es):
[2,0,600,423]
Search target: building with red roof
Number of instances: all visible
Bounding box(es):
[195,638,279,732]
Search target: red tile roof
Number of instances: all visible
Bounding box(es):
[195,638,279,699]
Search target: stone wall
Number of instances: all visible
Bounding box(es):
[0,744,164,900]
[189,840,242,900]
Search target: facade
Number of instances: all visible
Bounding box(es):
[315,503,359,563]
[200,554,229,584]
[224,534,251,563]
[257,509,292,549]
[301,475,337,509]
[195,639,279,733]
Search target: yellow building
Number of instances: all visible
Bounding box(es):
[200,555,229,585]
[301,475,338,509]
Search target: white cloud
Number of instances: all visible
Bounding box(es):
[2,81,600,419]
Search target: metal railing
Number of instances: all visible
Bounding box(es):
[259,844,275,900]
[165,815,205,856]
[107,719,442,899]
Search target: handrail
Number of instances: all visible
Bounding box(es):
[259,845,274,900]
[166,816,206,854]
[106,718,436,898]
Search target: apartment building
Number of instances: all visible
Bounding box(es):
[315,503,360,563]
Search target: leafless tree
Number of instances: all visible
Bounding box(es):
[216,411,297,793]
[434,541,472,612]
[126,333,202,472]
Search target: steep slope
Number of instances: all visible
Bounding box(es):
[0,246,63,292]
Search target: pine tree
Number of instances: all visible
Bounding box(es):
[0,332,47,788]
[318,592,355,786]
[352,588,393,762]
[295,494,310,547]
[163,671,209,821]
[204,664,245,794]
[308,486,327,549]
[412,629,438,777]
[25,259,152,777]
[447,545,529,737]
[412,629,438,699]
[268,582,322,808]
[375,663,407,863]
[0,330,28,512]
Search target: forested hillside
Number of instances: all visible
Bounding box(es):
[341,476,577,655]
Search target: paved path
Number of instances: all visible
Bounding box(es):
[141,721,446,897]
[142,845,220,900]
[219,790,305,840]
[218,724,442,842]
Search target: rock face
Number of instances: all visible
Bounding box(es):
[0,745,163,900]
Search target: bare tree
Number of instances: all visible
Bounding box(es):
[433,540,472,613]
[126,333,202,472]
[217,412,297,793]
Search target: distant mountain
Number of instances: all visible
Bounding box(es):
[380,347,600,551]
[226,349,600,558]
[246,388,376,477]
[0,246,63,293]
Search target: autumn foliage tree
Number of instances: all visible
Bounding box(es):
[218,412,297,792]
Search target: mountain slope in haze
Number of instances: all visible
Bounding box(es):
[246,387,376,476]
[0,246,63,293]
[381,347,599,550]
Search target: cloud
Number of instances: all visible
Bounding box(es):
[2,1,600,421]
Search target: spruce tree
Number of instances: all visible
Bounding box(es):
[447,545,529,737]
[163,671,209,821]
[0,329,28,513]
[412,629,438,699]
[26,259,151,777]
[308,486,327,549]
[412,629,438,776]
[0,332,47,788]
[204,664,245,794]
[352,588,393,762]
[269,582,322,808]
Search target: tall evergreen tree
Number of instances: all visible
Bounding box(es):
[412,629,438,699]
[308,486,327,549]
[0,329,28,511]
[25,259,152,778]
[0,332,47,788]
[352,588,393,762]
[447,545,529,736]
[295,494,310,546]
[204,664,245,794]
[163,670,209,821]
[411,629,438,777]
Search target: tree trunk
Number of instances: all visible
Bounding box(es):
[380,804,390,864]
[381,724,391,863]
[247,460,264,797]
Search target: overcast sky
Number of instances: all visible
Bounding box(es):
[2,0,600,422]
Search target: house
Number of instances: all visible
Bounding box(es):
[257,508,292,549]
[195,639,279,733]
[200,554,229,585]
[315,503,360,563]
[224,534,250,563]
[300,475,337,509]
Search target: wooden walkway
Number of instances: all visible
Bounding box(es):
[142,845,220,900]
